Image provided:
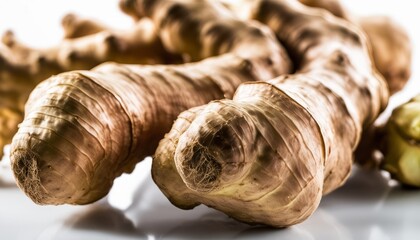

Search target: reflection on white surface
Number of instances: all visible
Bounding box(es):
[1,159,420,239]
[37,202,143,240]
[108,157,152,210]
[0,145,14,186]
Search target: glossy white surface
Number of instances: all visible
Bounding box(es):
[1,158,420,240]
[1,0,420,239]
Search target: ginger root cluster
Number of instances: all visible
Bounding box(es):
[0,0,414,228]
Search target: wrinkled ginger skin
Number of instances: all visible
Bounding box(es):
[10,0,290,205]
[298,0,412,172]
[120,0,287,63]
[0,18,172,157]
[298,0,413,169]
[298,0,412,94]
[11,60,251,204]
[153,0,388,228]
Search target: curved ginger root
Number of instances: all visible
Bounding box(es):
[298,0,413,171]
[153,0,389,227]
[0,17,172,156]
[10,0,290,205]
[2,18,168,69]
[298,0,412,94]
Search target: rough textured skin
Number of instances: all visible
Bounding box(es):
[10,0,291,205]
[298,0,412,94]
[299,1,412,169]
[153,0,389,228]
[0,17,171,157]
[355,16,411,169]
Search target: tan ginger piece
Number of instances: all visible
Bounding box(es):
[153,0,389,228]
[119,0,143,21]
[297,0,412,168]
[0,17,173,156]
[0,44,36,156]
[2,18,169,69]
[61,13,108,39]
[357,16,411,94]
[298,0,412,94]
[10,0,291,205]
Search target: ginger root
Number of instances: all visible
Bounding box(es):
[379,95,420,187]
[61,13,108,39]
[2,17,169,69]
[10,0,290,205]
[357,16,411,94]
[153,0,388,227]
[299,0,412,94]
[0,17,171,156]
[299,0,413,172]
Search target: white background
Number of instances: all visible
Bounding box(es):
[0,1,419,239]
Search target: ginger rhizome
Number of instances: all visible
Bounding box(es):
[61,13,108,39]
[153,0,389,227]
[377,95,420,187]
[10,0,290,205]
[357,16,411,94]
[298,0,412,94]
[298,0,413,171]
[0,16,172,157]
